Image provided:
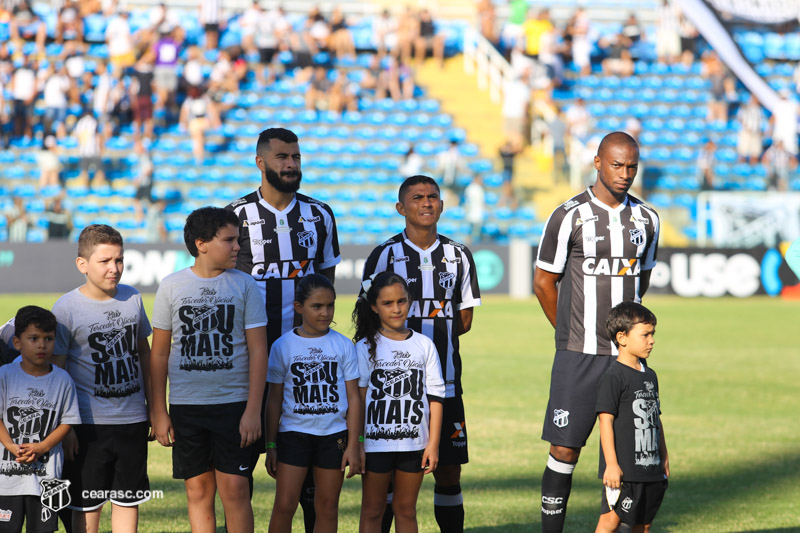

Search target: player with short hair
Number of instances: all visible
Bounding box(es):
[52,225,153,533]
[150,206,268,533]
[227,127,341,531]
[596,301,669,533]
[534,131,660,532]
[361,175,481,533]
[0,306,80,533]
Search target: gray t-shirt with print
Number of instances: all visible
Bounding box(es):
[151,267,267,405]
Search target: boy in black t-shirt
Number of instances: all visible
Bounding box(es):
[595,302,669,532]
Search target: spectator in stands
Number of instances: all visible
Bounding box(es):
[75,107,106,187]
[62,42,86,103]
[327,68,359,114]
[502,0,527,53]
[106,10,135,70]
[146,198,168,242]
[679,12,700,63]
[475,0,497,47]
[200,0,222,51]
[5,197,28,242]
[601,33,635,77]
[373,9,398,59]
[547,108,567,184]
[9,0,46,55]
[736,94,764,164]
[437,139,465,205]
[305,6,331,56]
[498,139,521,207]
[132,142,154,223]
[44,196,72,240]
[10,55,36,139]
[253,4,289,87]
[179,85,221,164]
[146,2,182,46]
[565,97,591,188]
[42,63,72,139]
[569,7,591,76]
[55,0,83,44]
[91,60,116,142]
[464,174,486,244]
[328,7,355,60]
[396,6,418,65]
[697,139,717,191]
[770,89,799,156]
[502,67,531,150]
[414,8,445,68]
[239,0,262,55]
[537,22,564,90]
[385,57,416,101]
[622,13,642,45]
[400,145,424,178]
[656,0,681,64]
[703,51,736,124]
[761,140,797,192]
[153,24,180,119]
[38,135,62,189]
[360,56,390,97]
[182,45,206,90]
[0,74,8,149]
[209,48,242,99]
[522,9,552,63]
[305,65,333,112]
[130,49,156,146]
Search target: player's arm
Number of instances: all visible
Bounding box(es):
[341,379,362,477]
[149,327,174,447]
[599,412,622,488]
[16,423,72,463]
[659,419,669,478]
[264,380,282,479]
[533,267,561,328]
[456,308,473,335]
[319,266,336,285]
[241,325,267,448]
[640,268,652,297]
[137,338,155,440]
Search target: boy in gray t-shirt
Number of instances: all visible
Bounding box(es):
[150,207,267,533]
[51,225,153,531]
[0,306,80,533]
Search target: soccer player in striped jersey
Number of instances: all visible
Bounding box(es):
[361,175,481,533]
[534,131,660,532]
[227,127,340,533]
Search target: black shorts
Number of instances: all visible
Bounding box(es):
[204,23,219,33]
[277,430,347,469]
[171,402,256,480]
[0,495,59,533]
[65,422,150,510]
[541,350,613,448]
[365,450,424,474]
[600,479,668,526]
[258,47,277,64]
[439,396,468,465]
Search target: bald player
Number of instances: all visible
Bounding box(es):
[534,132,660,532]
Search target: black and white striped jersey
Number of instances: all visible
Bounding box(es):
[361,232,482,398]
[536,188,660,356]
[227,189,340,347]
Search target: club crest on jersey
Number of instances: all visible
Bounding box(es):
[629,228,646,246]
[297,230,316,248]
[101,329,130,359]
[18,407,42,437]
[298,215,321,223]
[40,479,71,513]
[302,362,328,384]
[620,497,633,512]
[188,305,218,332]
[242,218,265,227]
[438,272,456,290]
[576,215,599,226]
[382,368,413,399]
[553,409,569,428]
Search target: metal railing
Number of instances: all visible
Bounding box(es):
[462,26,513,104]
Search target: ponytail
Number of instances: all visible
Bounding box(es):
[352,271,409,362]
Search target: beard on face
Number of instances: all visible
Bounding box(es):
[265,167,302,193]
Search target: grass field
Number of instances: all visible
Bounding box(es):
[2,294,799,532]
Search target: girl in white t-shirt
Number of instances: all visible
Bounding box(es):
[265,273,361,533]
[353,271,445,533]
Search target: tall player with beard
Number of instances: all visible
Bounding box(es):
[534,132,659,532]
[361,176,481,533]
[227,128,340,532]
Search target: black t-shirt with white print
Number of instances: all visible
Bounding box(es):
[596,361,665,483]
[228,189,340,348]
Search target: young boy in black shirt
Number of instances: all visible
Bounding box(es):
[595,302,669,532]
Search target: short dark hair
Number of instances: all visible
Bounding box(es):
[78,224,123,259]
[295,273,336,303]
[606,301,657,348]
[14,306,57,338]
[256,128,298,155]
[184,207,239,257]
[398,175,440,203]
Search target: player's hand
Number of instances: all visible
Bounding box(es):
[152,411,175,447]
[17,442,47,463]
[341,443,361,479]
[603,464,623,489]
[63,428,79,461]
[238,407,262,448]
[265,448,278,479]
[663,455,670,478]
[421,443,439,474]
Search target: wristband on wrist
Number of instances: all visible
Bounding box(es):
[266,442,277,449]
[358,436,364,443]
